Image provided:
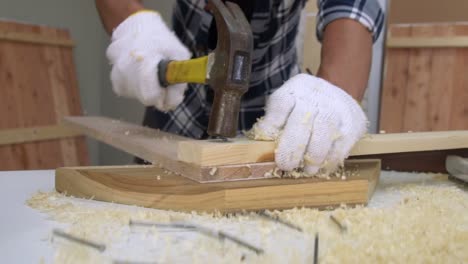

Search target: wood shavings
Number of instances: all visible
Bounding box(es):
[28,181,468,263]
[262,165,357,180]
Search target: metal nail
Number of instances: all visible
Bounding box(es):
[195,224,264,254]
[257,211,303,232]
[329,215,347,232]
[52,229,106,252]
[129,220,196,230]
[313,233,319,264]
[129,220,263,254]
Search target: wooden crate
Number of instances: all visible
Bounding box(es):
[380,23,468,133]
[0,20,88,170]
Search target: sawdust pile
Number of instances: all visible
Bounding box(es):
[28,184,468,263]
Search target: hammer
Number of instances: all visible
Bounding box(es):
[158,0,253,138]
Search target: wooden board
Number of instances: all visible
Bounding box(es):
[0,125,81,146]
[380,23,468,133]
[64,116,468,181]
[55,159,381,213]
[356,149,468,173]
[178,131,468,166]
[389,0,468,24]
[65,116,468,167]
[0,20,88,170]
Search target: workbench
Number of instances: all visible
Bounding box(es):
[1,169,465,263]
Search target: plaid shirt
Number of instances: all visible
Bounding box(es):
[142,0,384,139]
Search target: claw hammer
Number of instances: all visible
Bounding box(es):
[158,0,253,138]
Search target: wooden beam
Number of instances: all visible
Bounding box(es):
[356,148,468,173]
[0,30,75,47]
[64,116,468,169]
[55,159,381,213]
[0,125,81,146]
[387,36,468,48]
[179,131,468,166]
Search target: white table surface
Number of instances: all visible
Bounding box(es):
[0,169,462,263]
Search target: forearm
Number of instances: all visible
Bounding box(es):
[317,19,373,101]
[95,0,144,34]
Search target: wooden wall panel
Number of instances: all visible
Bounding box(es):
[389,0,468,24]
[380,23,468,133]
[0,20,88,170]
[380,26,411,132]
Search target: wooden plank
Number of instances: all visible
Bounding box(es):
[62,116,223,182]
[402,25,433,132]
[178,131,468,166]
[0,21,88,170]
[55,159,381,213]
[0,125,81,145]
[0,30,74,47]
[380,25,411,132]
[387,36,468,48]
[450,24,468,130]
[356,149,468,173]
[65,116,468,169]
[427,24,456,131]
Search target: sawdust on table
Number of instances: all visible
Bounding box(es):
[27,181,468,264]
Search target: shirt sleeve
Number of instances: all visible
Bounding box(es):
[316,0,385,42]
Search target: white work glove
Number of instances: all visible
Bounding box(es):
[106,11,191,111]
[250,74,368,175]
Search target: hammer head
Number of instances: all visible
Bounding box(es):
[205,0,253,138]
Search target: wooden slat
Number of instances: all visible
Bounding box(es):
[178,131,468,166]
[0,125,81,145]
[65,116,468,170]
[387,36,468,48]
[356,149,468,173]
[55,159,381,213]
[427,24,456,131]
[451,24,468,130]
[0,31,74,47]
[402,25,433,132]
[0,21,88,170]
[380,26,411,132]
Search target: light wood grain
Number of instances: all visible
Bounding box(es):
[427,24,456,131]
[179,131,468,166]
[63,116,266,182]
[0,125,81,145]
[55,160,381,213]
[451,24,468,130]
[65,116,468,170]
[403,25,433,131]
[380,26,411,132]
[0,30,74,47]
[380,23,468,133]
[387,36,468,48]
[0,21,88,170]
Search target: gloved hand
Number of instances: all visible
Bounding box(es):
[106,11,191,112]
[249,74,368,175]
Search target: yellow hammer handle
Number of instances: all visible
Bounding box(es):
[164,56,208,85]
